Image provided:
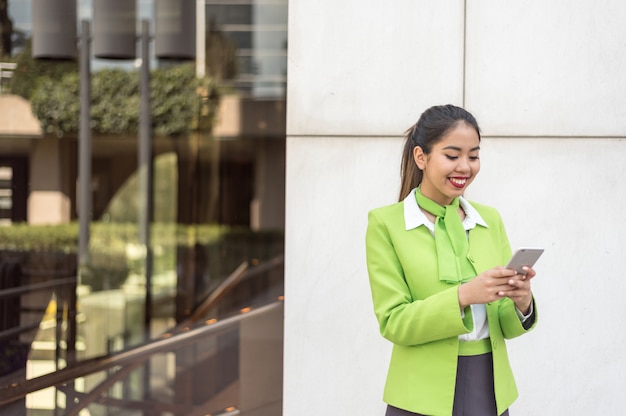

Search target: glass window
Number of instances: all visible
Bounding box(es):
[0,167,13,224]
[1,0,286,414]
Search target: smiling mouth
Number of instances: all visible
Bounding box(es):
[449,177,467,188]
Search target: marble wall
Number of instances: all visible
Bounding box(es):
[285,1,626,414]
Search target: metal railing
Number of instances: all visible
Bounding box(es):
[0,254,284,414]
[0,266,77,357]
[0,301,283,413]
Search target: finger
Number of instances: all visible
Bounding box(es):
[522,266,536,279]
[493,269,517,280]
[496,292,514,300]
[499,281,530,294]
[492,280,517,291]
[500,289,530,300]
[508,276,530,288]
[496,284,518,295]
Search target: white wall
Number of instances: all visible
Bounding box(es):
[468,138,626,415]
[285,1,626,415]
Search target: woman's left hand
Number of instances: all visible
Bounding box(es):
[498,266,536,314]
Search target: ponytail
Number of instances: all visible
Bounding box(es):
[398,126,422,201]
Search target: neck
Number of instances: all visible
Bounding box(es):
[418,187,456,206]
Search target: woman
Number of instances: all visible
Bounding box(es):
[365,104,537,416]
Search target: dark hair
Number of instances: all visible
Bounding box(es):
[398,104,481,201]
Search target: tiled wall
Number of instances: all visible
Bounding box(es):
[285,1,626,415]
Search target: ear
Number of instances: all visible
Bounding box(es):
[413,146,426,170]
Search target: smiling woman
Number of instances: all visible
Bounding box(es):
[412,122,481,206]
[398,105,481,203]
[366,104,539,416]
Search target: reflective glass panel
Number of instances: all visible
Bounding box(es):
[0,0,286,414]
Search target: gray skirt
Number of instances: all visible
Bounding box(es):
[384,352,510,416]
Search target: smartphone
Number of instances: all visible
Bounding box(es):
[505,247,544,274]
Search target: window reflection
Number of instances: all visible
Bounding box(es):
[0,167,13,224]
[206,0,288,98]
[0,0,286,414]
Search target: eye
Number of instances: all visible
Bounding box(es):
[445,155,458,160]
[470,155,480,161]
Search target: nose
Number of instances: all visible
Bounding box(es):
[456,156,471,173]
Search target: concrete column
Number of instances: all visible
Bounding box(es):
[28,137,71,224]
[251,139,285,231]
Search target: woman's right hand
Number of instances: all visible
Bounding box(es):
[458,267,517,309]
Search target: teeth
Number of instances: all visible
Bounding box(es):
[450,178,467,185]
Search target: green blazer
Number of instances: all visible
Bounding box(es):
[366,198,536,416]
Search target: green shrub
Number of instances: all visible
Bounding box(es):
[16,60,217,137]
[0,222,283,291]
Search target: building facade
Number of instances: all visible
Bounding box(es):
[285,1,626,415]
[3,0,626,415]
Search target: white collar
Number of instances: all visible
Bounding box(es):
[403,188,488,232]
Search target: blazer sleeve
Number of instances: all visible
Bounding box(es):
[366,209,472,347]
[498,296,538,338]
[487,206,539,338]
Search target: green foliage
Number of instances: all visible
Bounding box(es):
[8,39,77,99]
[151,64,197,136]
[13,52,217,137]
[0,222,78,252]
[30,74,80,136]
[91,69,140,134]
[0,222,281,260]
[0,221,283,292]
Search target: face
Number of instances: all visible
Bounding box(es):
[413,122,480,206]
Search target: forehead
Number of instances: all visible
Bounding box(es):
[436,123,480,149]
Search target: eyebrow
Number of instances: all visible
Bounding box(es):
[442,145,481,151]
